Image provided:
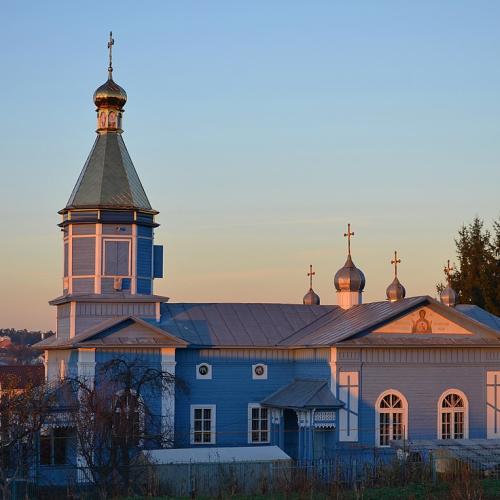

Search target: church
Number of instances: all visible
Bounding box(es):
[35,37,500,480]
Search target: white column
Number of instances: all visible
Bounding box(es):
[68,224,73,294]
[94,223,102,294]
[329,347,338,397]
[161,348,176,447]
[131,224,137,294]
[77,348,96,388]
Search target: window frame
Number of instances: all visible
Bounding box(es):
[190,404,216,445]
[39,427,74,466]
[112,389,145,447]
[375,390,408,447]
[248,404,270,444]
[102,238,132,277]
[437,389,468,440]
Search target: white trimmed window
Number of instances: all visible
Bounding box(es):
[248,404,270,443]
[487,371,500,439]
[376,390,408,447]
[438,390,468,440]
[191,405,216,444]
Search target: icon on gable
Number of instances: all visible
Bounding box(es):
[411,309,432,333]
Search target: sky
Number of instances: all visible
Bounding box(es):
[0,1,499,331]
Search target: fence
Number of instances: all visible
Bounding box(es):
[8,449,500,499]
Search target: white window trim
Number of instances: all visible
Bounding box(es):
[487,371,500,439]
[375,389,409,447]
[190,405,216,445]
[196,363,212,380]
[248,404,270,444]
[437,388,469,440]
[102,238,132,277]
[252,363,268,380]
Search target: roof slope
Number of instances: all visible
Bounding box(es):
[154,303,333,347]
[261,379,344,409]
[65,132,152,211]
[456,305,500,332]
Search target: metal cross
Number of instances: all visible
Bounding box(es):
[307,264,316,289]
[344,223,354,256]
[391,250,401,277]
[108,31,114,78]
[444,259,454,284]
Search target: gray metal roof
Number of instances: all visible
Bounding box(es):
[65,132,152,211]
[154,303,332,347]
[261,379,344,409]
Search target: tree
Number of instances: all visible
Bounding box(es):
[66,358,180,499]
[438,216,500,315]
[0,377,56,499]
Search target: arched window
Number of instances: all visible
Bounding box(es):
[112,390,145,446]
[376,390,408,447]
[438,390,468,440]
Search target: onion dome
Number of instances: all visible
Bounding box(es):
[386,250,405,302]
[440,260,458,307]
[303,265,321,305]
[94,78,127,110]
[303,288,320,305]
[440,285,458,307]
[386,276,406,302]
[334,254,366,292]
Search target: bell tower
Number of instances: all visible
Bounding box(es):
[52,34,167,340]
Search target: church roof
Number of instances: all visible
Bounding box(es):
[261,379,344,409]
[64,132,153,212]
[38,297,500,350]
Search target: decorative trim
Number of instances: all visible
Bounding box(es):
[338,371,359,442]
[196,363,212,380]
[252,363,268,380]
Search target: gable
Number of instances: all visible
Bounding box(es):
[373,306,472,335]
[77,317,186,347]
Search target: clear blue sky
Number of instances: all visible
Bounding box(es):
[0,1,499,330]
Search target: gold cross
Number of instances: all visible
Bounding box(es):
[444,259,454,284]
[307,264,316,289]
[391,250,401,277]
[108,31,114,78]
[344,223,354,256]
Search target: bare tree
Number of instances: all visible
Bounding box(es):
[66,358,180,499]
[0,377,56,499]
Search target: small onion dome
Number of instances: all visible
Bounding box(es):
[386,276,406,302]
[93,78,127,109]
[303,288,320,305]
[334,255,366,292]
[440,285,458,307]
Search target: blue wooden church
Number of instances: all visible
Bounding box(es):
[35,39,500,479]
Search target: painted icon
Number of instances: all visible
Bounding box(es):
[412,309,432,333]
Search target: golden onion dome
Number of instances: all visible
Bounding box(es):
[93,77,127,109]
[386,276,406,302]
[334,255,366,292]
[440,285,458,307]
[303,288,320,305]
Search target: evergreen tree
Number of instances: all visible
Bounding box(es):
[439,216,500,315]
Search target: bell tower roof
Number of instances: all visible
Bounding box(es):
[63,33,154,213]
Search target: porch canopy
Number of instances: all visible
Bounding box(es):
[260,379,343,410]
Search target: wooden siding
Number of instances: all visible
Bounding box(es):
[75,302,156,317]
[72,224,96,235]
[153,245,163,278]
[72,278,95,294]
[138,226,153,238]
[137,278,152,295]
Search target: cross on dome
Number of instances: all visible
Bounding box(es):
[108,31,114,78]
[344,223,355,256]
[307,264,316,289]
[391,250,401,277]
[444,259,454,284]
